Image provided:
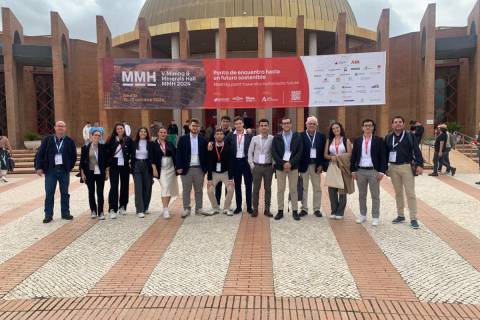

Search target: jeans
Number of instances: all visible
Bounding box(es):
[433,151,453,173]
[44,166,70,218]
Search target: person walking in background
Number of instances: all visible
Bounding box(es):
[183,120,190,135]
[123,121,132,137]
[248,118,274,217]
[350,119,387,226]
[80,128,109,220]
[272,116,303,221]
[299,116,326,218]
[226,116,253,214]
[438,123,456,175]
[324,122,353,220]
[34,121,77,224]
[82,121,91,146]
[151,126,178,219]
[207,128,234,215]
[385,116,424,229]
[167,120,179,145]
[176,118,208,218]
[429,125,456,176]
[0,129,12,183]
[131,127,153,218]
[106,123,132,219]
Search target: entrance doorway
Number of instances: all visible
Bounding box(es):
[34,74,55,135]
[435,65,459,125]
[0,73,7,135]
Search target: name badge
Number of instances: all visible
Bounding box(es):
[216,163,222,172]
[283,151,291,161]
[55,153,63,165]
[389,151,397,162]
[310,148,317,159]
[191,154,199,164]
[94,164,101,175]
[117,157,124,166]
[258,154,266,164]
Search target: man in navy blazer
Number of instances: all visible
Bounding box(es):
[176,118,208,218]
[299,116,327,218]
[35,121,77,223]
[350,119,387,226]
[225,116,253,214]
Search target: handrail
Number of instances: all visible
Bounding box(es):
[453,131,476,145]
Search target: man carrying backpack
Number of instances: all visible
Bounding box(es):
[385,116,424,229]
[438,124,456,175]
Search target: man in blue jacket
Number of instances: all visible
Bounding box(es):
[35,121,77,223]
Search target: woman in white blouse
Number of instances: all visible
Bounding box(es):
[131,127,154,218]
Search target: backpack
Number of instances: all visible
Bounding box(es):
[448,132,456,149]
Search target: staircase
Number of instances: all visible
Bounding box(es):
[455,143,479,164]
[11,149,80,174]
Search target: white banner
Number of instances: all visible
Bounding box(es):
[301,51,386,107]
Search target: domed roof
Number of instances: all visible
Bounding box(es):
[138,0,357,27]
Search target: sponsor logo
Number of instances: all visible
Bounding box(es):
[245,96,256,102]
[261,96,279,103]
[371,84,380,89]
[214,97,230,103]
[341,85,352,89]
[351,60,360,64]
[122,71,156,87]
[351,67,361,71]
[344,99,355,102]
[290,90,302,101]
[232,96,244,102]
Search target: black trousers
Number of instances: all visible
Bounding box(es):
[215,182,228,205]
[233,158,253,210]
[86,170,105,214]
[433,151,453,174]
[108,163,130,212]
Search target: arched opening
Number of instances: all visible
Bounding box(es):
[13,31,21,44]
[61,34,68,66]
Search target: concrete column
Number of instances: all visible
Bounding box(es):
[96,15,112,134]
[376,9,390,136]
[179,18,191,125]
[171,34,182,128]
[335,12,347,126]
[256,17,266,124]
[138,17,152,128]
[262,27,273,126]
[215,18,228,126]
[1,8,24,148]
[467,1,480,135]
[419,4,436,134]
[295,16,305,132]
[308,31,318,118]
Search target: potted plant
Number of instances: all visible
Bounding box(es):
[24,132,42,150]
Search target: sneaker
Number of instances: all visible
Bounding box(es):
[137,212,145,218]
[163,210,171,219]
[98,213,105,220]
[196,208,209,216]
[314,210,323,218]
[428,172,438,176]
[182,209,191,218]
[329,214,337,219]
[372,218,380,226]
[223,209,233,216]
[90,211,97,219]
[335,215,344,220]
[392,216,405,224]
[292,211,301,221]
[1,177,8,183]
[109,210,117,220]
[356,215,367,224]
[300,210,308,217]
[211,209,221,215]
[145,209,150,214]
[451,168,456,176]
[119,207,127,215]
[411,220,420,229]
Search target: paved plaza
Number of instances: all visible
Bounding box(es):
[0,172,479,319]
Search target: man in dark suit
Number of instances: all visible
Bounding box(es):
[272,116,304,221]
[35,121,77,223]
[176,118,208,218]
[299,116,327,218]
[225,116,253,214]
[350,119,387,226]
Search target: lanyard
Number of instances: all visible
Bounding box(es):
[392,131,405,149]
[306,131,316,148]
[236,132,244,146]
[334,138,342,155]
[283,132,291,150]
[54,137,64,153]
[364,136,370,155]
[158,140,166,154]
[215,143,224,162]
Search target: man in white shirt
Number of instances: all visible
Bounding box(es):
[350,119,387,226]
[124,121,132,137]
[82,122,91,146]
[247,118,274,217]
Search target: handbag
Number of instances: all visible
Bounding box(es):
[324,162,344,189]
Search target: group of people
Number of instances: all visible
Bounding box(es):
[35,113,480,230]
[429,123,457,177]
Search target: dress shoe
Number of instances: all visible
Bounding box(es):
[428,172,438,176]
[252,208,258,217]
[274,210,284,220]
[292,211,301,221]
[314,210,323,218]
[476,181,480,185]
[233,208,242,214]
[264,208,273,217]
[299,210,308,217]
[247,207,254,214]
[43,217,53,224]
[451,168,456,176]
[62,215,74,220]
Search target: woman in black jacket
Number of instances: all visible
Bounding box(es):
[150,126,178,219]
[131,127,154,218]
[106,123,133,219]
[80,129,109,220]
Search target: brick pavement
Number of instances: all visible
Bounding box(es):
[0,175,37,193]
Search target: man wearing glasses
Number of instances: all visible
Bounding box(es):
[272,116,303,220]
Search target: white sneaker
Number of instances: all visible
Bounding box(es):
[137,212,145,218]
[109,210,117,220]
[196,208,209,216]
[90,211,97,219]
[163,210,171,219]
[119,207,127,215]
[356,215,367,224]
[335,215,344,220]
[372,218,380,226]
[145,210,150,214]
[98,213,105,220]
[212,208,221,215]
[223,209,233,216]
[1,177,8,183]
[329,215,337,219]
[182,209,191,218]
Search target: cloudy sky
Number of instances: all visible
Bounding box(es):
[0,0,477,41]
